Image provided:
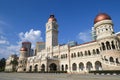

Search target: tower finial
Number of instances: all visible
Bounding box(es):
[50,14,54,18]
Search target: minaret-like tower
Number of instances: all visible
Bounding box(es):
[93,13,120,70]
[45,15,58,49]
[17,47,27,72]
[94,13,114,40]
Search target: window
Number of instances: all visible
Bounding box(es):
[110,57,114,62]
[96,49,100,54]
[77,52,80,57]
[85,51,87,56]
[101,43,106,50]
[74,53,76,57]
[88,50,91,55]
[93,49,96,55]
[111,41,115,49]
[71,53,73,58]
[72,63,77,71]
[106,41,111,50]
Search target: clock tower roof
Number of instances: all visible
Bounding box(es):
[48,14,57,22]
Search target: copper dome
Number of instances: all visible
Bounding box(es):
[20,47,27,51]
[94,13,111,24]
[48,14,57,22]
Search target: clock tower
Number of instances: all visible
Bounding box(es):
[45,15,58,49]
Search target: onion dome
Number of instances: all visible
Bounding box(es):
[20,47,27,51]
[48,14,57,22]
[94,13,111,24]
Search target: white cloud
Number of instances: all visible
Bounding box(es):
[18,29,43,48]
[0,35,10,59]
[0,36,9,45]
[0,29,43,59]
[0,40,9,44]
[78,31,91,42]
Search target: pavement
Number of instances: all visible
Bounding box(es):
[0,72,120,80]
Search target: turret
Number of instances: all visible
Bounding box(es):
[17,47,27,72]
[94,13,114,40]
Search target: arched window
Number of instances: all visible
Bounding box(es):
[66,54,67,58]
[61,65,64,71]
[79,62,84,71]
[71,53,73,58]
[95,61,102,70]
[111,41,115,49]
[41,64,45,71]
[34,64,38,72]
[29,66,32,72]
[85,51,87,56]
[88,50,91,55]
[74,53,76,57]
[116,58,119,63]
[101,43,106,50]
[96,49,100,54]
[65,64,68,71]
[80,52,83,56]
[106,41,111,50]
[72,63,77,71]
[86,62,93,71]
[93,49,96,55]
[77,52,80,57]
[109,57,114,62]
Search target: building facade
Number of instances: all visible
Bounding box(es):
[5,54,18,72]
[6,13,120,73]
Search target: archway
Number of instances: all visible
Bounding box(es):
[106,41,111,50]
[72,63,77,71]
[86,62,93,71]
[29,66,32,72]
[65,64,68,71]
[111,41,115,49]
[61,65,64,71]
[110,57,114,62]
[41,64,45,71]
[79,62,84,71]
[96,49,100,54]
[101,43,106,50]
[49,63,57,71]
[95,61,102,70]
[34,64,38,72]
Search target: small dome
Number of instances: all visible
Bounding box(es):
[20,47,27,51]
[48,14,57,22]
[94,13,111,24]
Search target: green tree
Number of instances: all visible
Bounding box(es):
[0,58,6,72]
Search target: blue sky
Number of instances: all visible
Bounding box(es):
[0,0,120,58]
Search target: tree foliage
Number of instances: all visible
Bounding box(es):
[0,58,6,71]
